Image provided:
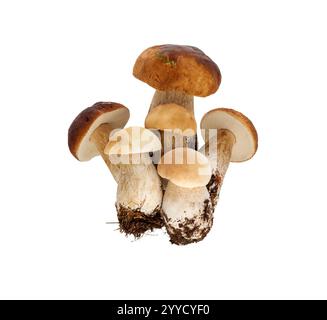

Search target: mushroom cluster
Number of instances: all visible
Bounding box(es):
[68,44,258,245]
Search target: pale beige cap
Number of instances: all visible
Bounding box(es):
[200,108,258,162]
[145,103,196,136]
[158,147,212,188]
[104,126,161,156]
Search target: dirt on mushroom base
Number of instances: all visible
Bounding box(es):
[116,204,164,238]
[162,199,214,245]
[207,170,222,209]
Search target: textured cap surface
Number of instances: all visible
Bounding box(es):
[133,44,221,97]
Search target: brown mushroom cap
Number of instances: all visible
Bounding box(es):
[200,108,258,162]
[133,44,221,97]
[145,103,197,135]
[68,102,130,161]
[158,148,212,188]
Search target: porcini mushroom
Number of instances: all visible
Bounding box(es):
[145,103,197,153]
[133,44,222,149]
[104,126,163,237]
[157,147,213,245]
[68,102,130,182]
[200,108,258,208]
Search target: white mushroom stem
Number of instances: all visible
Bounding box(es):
[150,90,194,113]
[200,129,236,207]
[162,182,213,244]
[163,182,210,220]
[159,130,196,154]
[90,123,120,182]
[116,153,162,215]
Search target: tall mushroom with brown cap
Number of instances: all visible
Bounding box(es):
[133,44,222,111]
[133,44,222,149]
[68,102,130,181]
[145,103,197,154]
[104,126,163,237]
[157,147,213,245]
[199,108,258,208]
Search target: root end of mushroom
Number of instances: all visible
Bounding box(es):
[162,199,214,245]
[116,204,164,238]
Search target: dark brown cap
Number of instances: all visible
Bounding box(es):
[68,102,130,161]
[133,44,221,97]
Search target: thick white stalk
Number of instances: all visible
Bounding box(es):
[160,130,197,154]
[90,123,120,182]
[150,90,194,113]
[161,182,213,245]
[117,153,162,215]
[200,129,235,208]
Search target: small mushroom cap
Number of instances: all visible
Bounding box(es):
[158,148,212,188]
[145,103,197,136]
[133,44,221,97]
[104,126,161,155]
[200,108,258,162]
[68,102,130,161]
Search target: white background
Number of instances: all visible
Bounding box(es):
[0,0,326,299]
